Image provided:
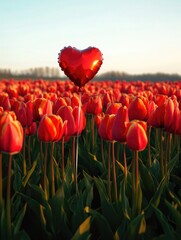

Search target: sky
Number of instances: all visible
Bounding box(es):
[0,0,181,76]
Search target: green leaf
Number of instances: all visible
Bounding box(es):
[22,159,38,188]
[71,216,91,240]
[89,208,114,240]
[145,177,167,218]
[125,212,146,239]
[152,204,174,238]
[167,152,180,174]
[165,200,181,235]
[13,230,31,240]
[119,179,131,220]
[13,203,27,234]
[50,188,72,239]
[139,159,155,199]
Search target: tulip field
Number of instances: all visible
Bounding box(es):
[0,78,181,239]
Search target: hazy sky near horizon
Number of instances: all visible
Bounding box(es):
[0,0,181,76]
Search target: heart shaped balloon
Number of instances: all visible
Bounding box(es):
[58,46,103,88]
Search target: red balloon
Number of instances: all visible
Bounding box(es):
[58,46,103,88]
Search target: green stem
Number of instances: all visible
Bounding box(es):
[91,114,95,152]
[0,152,2,208]
[112,141,117,201]
[165,132,172,174]
[61,137,65,183]
[147,126,151,168]
[27,135,31,167]
[75,136,79,194]
[40,141,44,171]
[135,150,139,213]
[132,151,135,216]
[23,129,26,176]
[159,128,164,178]
[72,137,76,183]
[6,154,12,240]
[43,142,48,200]
[123,144,127,177]
[50,142,55,197]
[108,142,111,201]
[101,138,105,167]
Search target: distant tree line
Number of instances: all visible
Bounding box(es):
[0,67,61,79]
[0,68,181,82]
[95,71,181,82]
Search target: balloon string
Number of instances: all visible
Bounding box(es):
[75,89,82,194]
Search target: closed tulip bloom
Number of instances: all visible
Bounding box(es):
[0,92,11,110]
[106,103,122,115]
[0,113,23,154]
[25,122,37,136]
[57,105,86,136]
[38,114,65,142]
[128,96,148,121]
[53,97,67,114]
[85,95,103,115]
[126,121,148,151]
[0,106,3,113]
[98,114,115,141]
[33,98,52,121]
[163,98,174,130]
[112,106,129,143]
[148,104,165,128]
[72,106,86,135]
[0,111,16,125]
[175,110,181,135]
[14,100,34,127]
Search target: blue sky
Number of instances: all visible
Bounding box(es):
[0,0,181,76]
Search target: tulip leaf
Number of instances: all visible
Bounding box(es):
[165,200,181,232]
[71,216,91,240]
[13,230,31,240]
[13,203,27,235]
[139,159,155,199]
[125,212,146,239]
[49,188,72,239]
[22,159,38,188]
[145,176,167,218]
[152,204,174,238]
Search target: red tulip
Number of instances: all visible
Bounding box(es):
[112,106,129,143]
[126,121,148,151]
[148,104,165,128]
[57,105,86,136]
[106,103,122,115]
[14,100,34,127]
[25,122,37,136]
[38,114,66,142]
[33,98,52,121]
[53,97,68,114]
[98,114,115,141]
[0,92,11,110]
[0,112,23,154]
[128,96,148,121]
[84,95,103,115]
